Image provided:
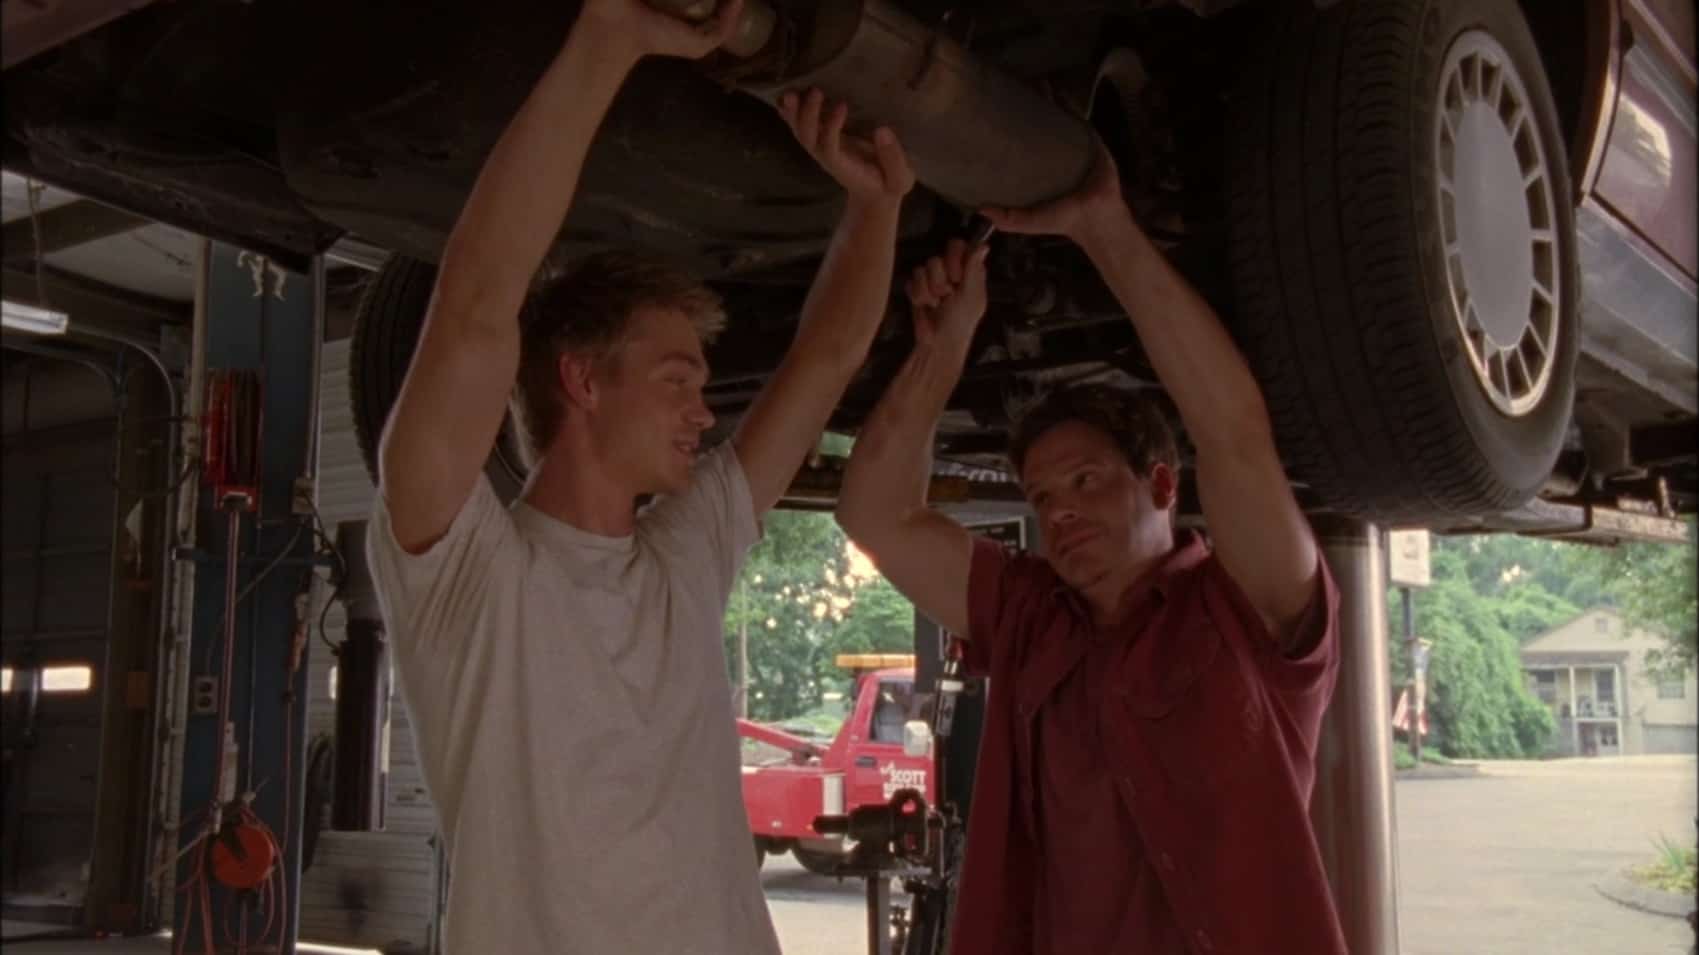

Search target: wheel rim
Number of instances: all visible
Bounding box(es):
[1434,30,1562,418]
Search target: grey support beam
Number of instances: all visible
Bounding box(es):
[3,199,151,262]
[1310,518,1401,955]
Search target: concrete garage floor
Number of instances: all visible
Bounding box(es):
[7,756,1691,953]
[768,755,1698,955]
[763,858,882,953]
[0,925,381,955]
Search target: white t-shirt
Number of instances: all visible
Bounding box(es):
[366,445,781,954]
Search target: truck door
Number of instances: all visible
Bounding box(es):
[847,676,932,808]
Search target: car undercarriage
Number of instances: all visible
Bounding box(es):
[4,0,1694,531]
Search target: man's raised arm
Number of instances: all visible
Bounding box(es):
[835,241,989,638]
[731,91,915,514]
[379,0,741,554]
[983,150,1319,645]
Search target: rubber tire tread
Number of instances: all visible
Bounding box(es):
[1224,0,1579,524]
[793,847,847,877]
[348,255,525,502]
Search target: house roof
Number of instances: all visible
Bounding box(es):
[1520,607,1670,661]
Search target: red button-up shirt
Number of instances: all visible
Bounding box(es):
[952,531,1347,955]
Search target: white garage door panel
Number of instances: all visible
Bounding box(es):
[2,406,117,913]
[299,912,434,951]
[298,339,440,952]
[307,832,434,871]
[299,831,438,953]
[1643,724,1698,754]
[316,339,376,531]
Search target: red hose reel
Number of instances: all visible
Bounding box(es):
[202,369,263,510]
[209,820,278,891]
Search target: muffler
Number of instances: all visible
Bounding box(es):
[649,0,1098,210]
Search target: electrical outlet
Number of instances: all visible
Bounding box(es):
[191,676,218,716]
[291,476,315,517]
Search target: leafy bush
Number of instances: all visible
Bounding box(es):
[724,511,914,721]
[1390,530,1695,761]
[1412,547,1558,758]
[1630,835,1697,894]
[1393,747,1457,771]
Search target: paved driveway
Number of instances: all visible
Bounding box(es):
[765,755,1698,954]
[764,855,880,955]
[1396,755,1695,955]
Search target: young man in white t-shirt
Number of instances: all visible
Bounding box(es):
[363,1,917,950]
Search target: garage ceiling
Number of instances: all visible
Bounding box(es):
[3,170,198,303]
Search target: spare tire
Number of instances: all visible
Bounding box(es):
[1225,0,1579,524]
[793,846,848,877]
[349,256,532,502]
[302,734,334,872]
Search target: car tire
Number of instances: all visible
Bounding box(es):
[1224,0,1579,523]
[793,847,846,877]
[301,734,334,873]
[349,255,532,501]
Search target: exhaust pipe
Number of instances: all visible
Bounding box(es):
[650,0,1098,210]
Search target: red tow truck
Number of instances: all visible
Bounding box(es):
[740,654,936,874]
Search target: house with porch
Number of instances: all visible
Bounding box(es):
[1521,608,1697,757]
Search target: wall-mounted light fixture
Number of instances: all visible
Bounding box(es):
[1,300,70,335]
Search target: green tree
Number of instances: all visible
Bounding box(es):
[1492,584,1580,646]
[722,509,915,723]
[1443,533,1609,616]
[818,575,914,687]
[823,575,912,657]
[1405,544,1556,758]
[723,511,860,721]
[1394,527,1695,760]
[1442,523,1699,672]
[1595,521,1698,677]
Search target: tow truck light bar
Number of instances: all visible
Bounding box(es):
[835,653,915,670]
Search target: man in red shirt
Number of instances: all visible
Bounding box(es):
[836,147,1349,954]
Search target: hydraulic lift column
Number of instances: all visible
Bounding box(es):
[173,244,318,950]
[331,520,388,831]
[1310,517,1401,955]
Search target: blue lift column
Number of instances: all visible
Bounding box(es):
[173,244,319,952]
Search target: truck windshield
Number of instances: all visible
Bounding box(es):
[870,679,929,744]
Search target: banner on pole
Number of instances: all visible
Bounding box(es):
[1413,637,1433,721]
[1392,688,1430,737]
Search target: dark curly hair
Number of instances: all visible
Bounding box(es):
[1008,382,1180,480]
[514,249,725,456]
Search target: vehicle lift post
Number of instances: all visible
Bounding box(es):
[171,243,319,951]
[1310,517,1402,955]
